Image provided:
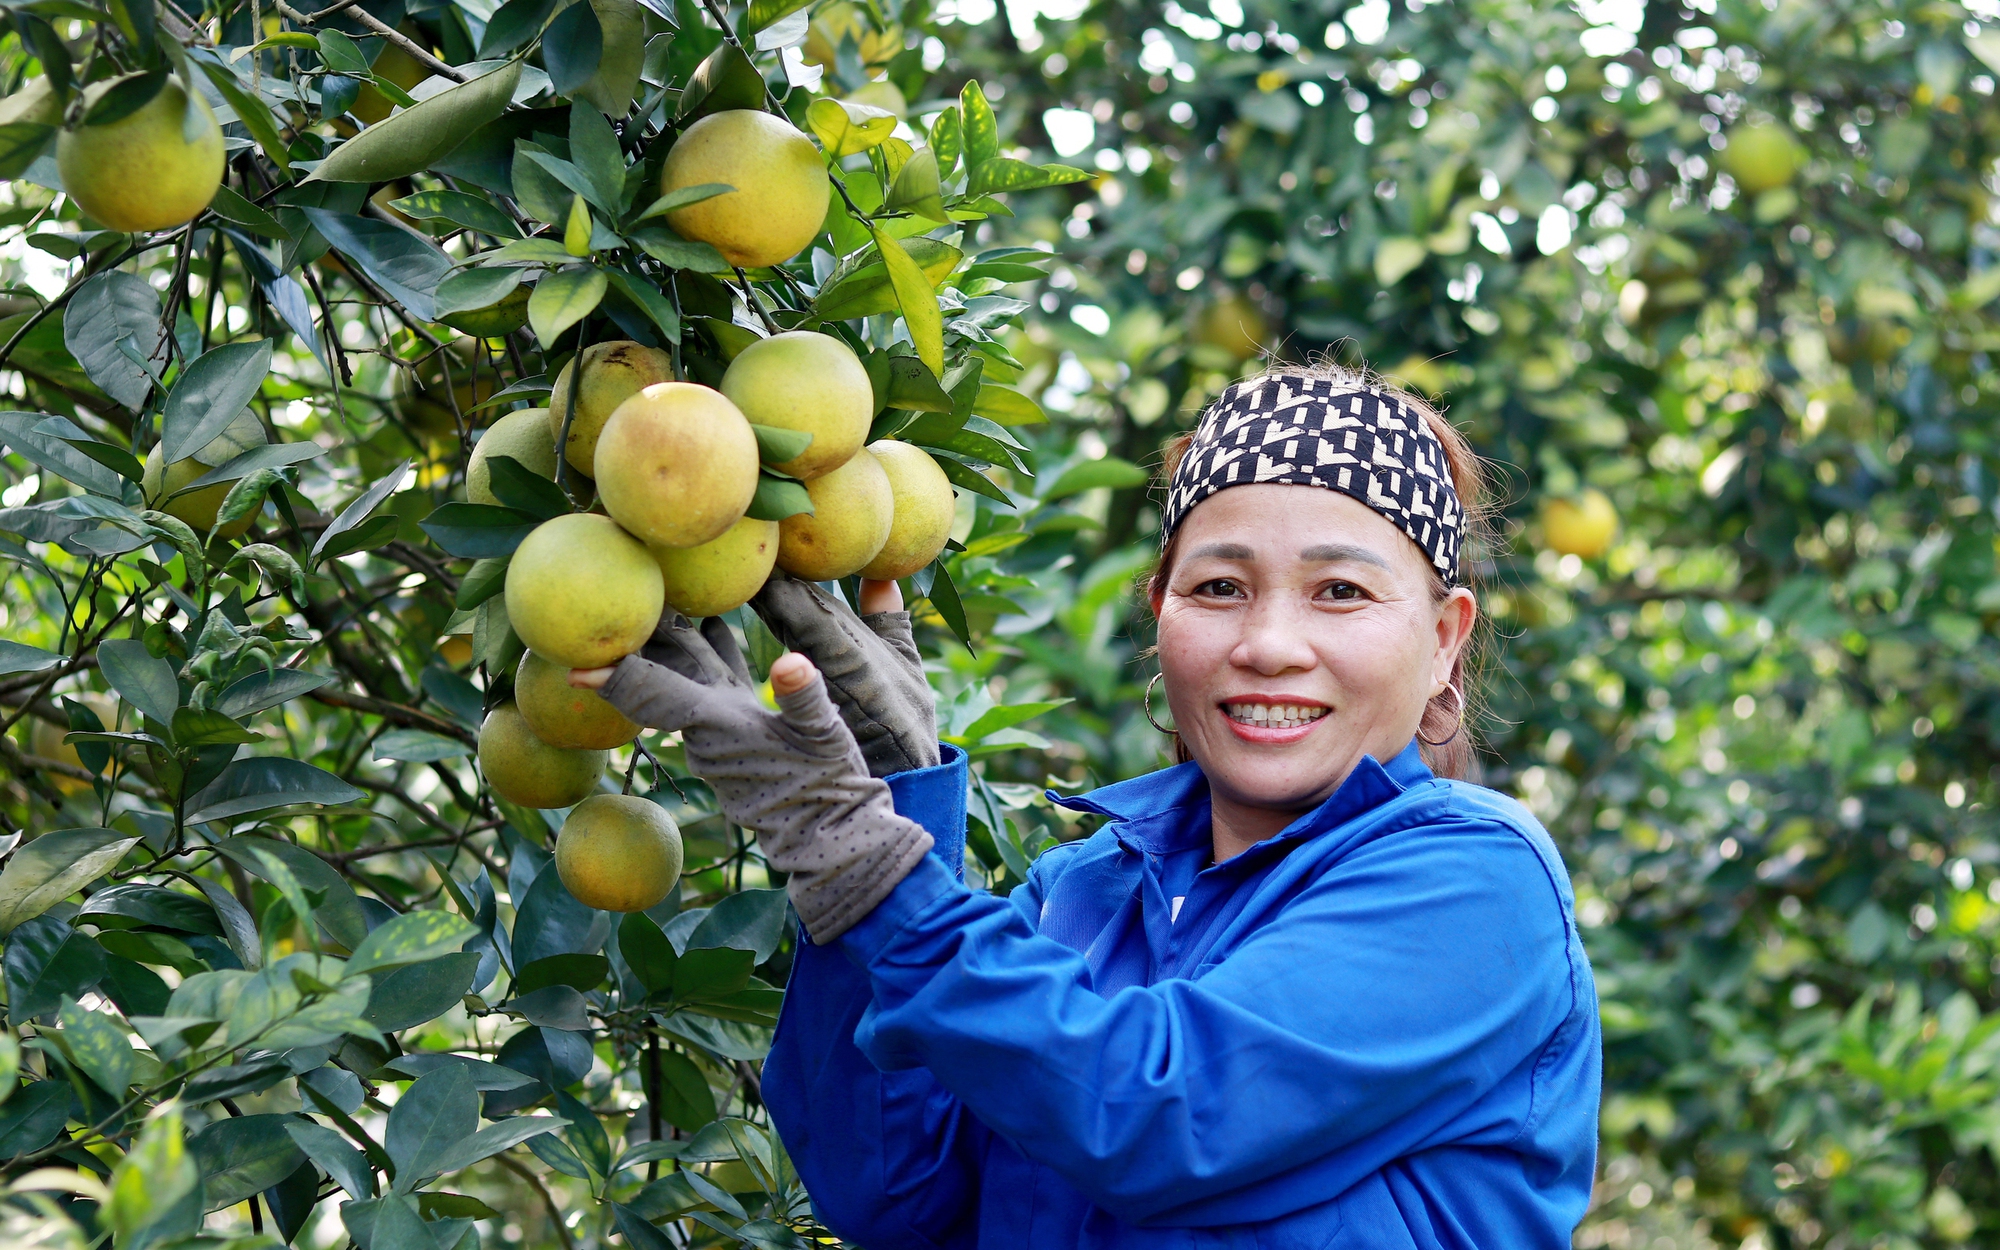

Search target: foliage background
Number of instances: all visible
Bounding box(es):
[6,0,2000,1246]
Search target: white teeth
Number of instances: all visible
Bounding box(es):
[1223,704,1327,729]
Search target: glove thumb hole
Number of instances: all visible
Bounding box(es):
[771,655,843,737]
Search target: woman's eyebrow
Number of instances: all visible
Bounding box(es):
[1186,542,1255,561]
[1298,543,1392,569]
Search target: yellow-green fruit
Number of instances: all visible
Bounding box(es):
[57,76,224,233]
[1720,122,1800,194]
[595,382,760,549]
[576,0,646,116]
[468,407,557,505]
[516,650,640,750]
[555,793,683,912]
[141,409,269,536]
[660,110,829,269]
[777,446,893,581]
[859,441,954,581]
[1540,489,1619,560]
[505,513,665,667]
[652,515,779,617]
[720,331,873,480]
[478,702,607,809]
[548,340,675,475]
[441,283,531,338]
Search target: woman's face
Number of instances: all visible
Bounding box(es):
[1153,484,1477,818]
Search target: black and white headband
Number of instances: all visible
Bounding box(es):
[1161,375,1465,583]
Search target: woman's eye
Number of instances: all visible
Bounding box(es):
[1195,579,1243,598]
[1318,580,1365,601]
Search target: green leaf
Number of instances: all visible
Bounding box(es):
[815,238,962,320]
[308,60,523,184]
[214,466,282,529]
[745,472,813,521]
[929,106,963,178]
[2,915,107,1017]
[185,757,367,823]
[226,541,307,598]
[618,912,676,995]
[972,382,1046,426]
[455,556,511,611]
[391,190,521,238]
[0,640,63,678]
[1043,456,1150,501]
[606,270,683,344]
[301,210,454,322]
[871,224,944,378]
[436,267,526,325]
[744,0,811,32]
[159,340,272,464]
[170,707,260,747]
[192,50,292,175]
[58,995,134,1092]
[913,559,971,652]
[946,698,1072,746]
[513,952,610,995]
[366,952,481,1031]
[542,0,604,98]
[685,889,787,963]
[208,184,291,239]
[512,869,606,968]
[750,424,814,464]
[0,410,127,496]
[569,103,627,214]
[0,122,53,181]
[966,157,1092,196]
[633,182,734,223]
[677,41,766,121]
[286,1120,375,1201]
[529,266,607,348]
[182,441,325,491]
[420,501,540,559]
[308,460,406,564]
[418,1113,568,1179]
[510,983,591,1030]
[79,884,223,936]
[217,668,331,719]
[64,271,164,410]
[479,0,560,58]
[960,81,998,168]
[807,96,898,158]
[478,236,579,268]
[192,1113,306,1211]
[373,728,473,763]
[317,29,372,73]
[672,945,754,1002]
[346,910,479,976]
[387,1065,479,1191]
[107,1103,200,1244]
[655,1049,719,1130]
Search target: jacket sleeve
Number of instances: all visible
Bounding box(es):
[835,805,1581,1227]
[763,744,990,1250]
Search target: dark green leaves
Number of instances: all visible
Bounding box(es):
[65,271,164,411]
[184,757,366,823]
[301,212,453,322]
[391,190,521,239]
[96,639,179,725]
[542,1,604,98]
[192,1114,305,1211]
[160,340,272,465]
[485,455,571,518]
[308,61,523,184]
[480,0,560,58]
[346,910,479,976]
[313,462,409,565]
[387,1065,479,1192]
[419,502,540,558]
[3,915,106,1017]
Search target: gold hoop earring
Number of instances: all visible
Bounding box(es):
[1418,683,1465,748]
[1144,672,1175,734]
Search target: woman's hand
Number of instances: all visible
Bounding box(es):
[751,573,939,777]
[583,613,934,942]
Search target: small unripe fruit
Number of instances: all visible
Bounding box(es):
[58,76,224,232]
[652,515,780,618]
[595,383,761,549]
[549,341,675,475]
[141,409,269,537]
[506,513,664,668]
[660,111,829,269]
[859,441,955,580]
[467,407,557,505]
[556,794,683,912]
[720,331,873,480]
[515,650,639,750]
[777,446,893,581]
[479,702,607,809]
[1719,122,1800,195]
[1540,489,1619,560]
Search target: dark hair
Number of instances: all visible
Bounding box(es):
[1143,359,1490,780]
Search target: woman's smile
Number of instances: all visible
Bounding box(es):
[1218,697,1331,742]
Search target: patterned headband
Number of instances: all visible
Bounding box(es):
[1161,375,1465,582]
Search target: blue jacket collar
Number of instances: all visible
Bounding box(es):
[1048,739,1435,856]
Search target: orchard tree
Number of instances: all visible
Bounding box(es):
[0,0,1096,1245]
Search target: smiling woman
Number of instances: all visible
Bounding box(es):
[587,362,1602,1248]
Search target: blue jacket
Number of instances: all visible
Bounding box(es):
[764,741,1601,1249]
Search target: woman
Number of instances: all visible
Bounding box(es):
[575,365,1602,1248]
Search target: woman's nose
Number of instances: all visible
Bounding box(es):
[1228,596,1320,675]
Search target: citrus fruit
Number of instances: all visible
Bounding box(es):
[594,382,760,549]
[478,702,607,808]
[1720,122,1800,194]
[548,340,675,475]
[467,407,557,506]
[555,793,683,912]
[777,445,893,581]
[141,409,270,536]
[659,110,829,269]
[859,441,954,580]
[1540,489,1619,559]
[505,513,664,667]
[651,514,779,618]
[58,75,224,233]
[720,331,873,480]
[516,650,640,750]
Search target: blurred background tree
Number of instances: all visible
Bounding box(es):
[6,0,2000,1245]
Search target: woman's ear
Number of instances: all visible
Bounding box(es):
[1433,588,1478,688]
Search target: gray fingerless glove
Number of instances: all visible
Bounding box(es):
[751,574,939,777]
[596,615,933,943]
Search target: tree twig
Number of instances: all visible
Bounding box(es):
[273,0,467,82]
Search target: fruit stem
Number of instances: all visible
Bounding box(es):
[732,267,781,336]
